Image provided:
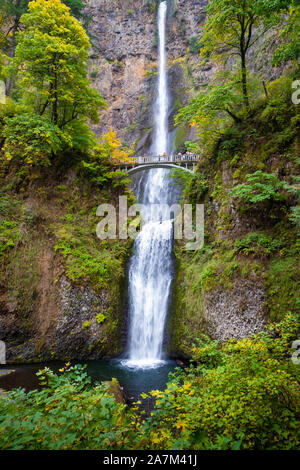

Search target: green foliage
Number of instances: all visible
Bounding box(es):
[169,169,209,205]
[0,0,89,25]
[2,112,65,166]
[230,171,290,204]
[272,1,300,66]
[82,320,91,329]
[0,316,299,450]
[80,133,133,193]
[81,156,131,193]
[234,232,281,257]
[194,254,240,291]
[0,219,21,257]
[140,314,300,450]
[175,77,243,156]
[0,364,138,450]
[0,189,22,258]
[53,207,128,289]
[200,0,282,109]
[260,76,297,133]
[265,253,300,321]
[0,0,90,54]
[144,0,159,13]
[6,0,106,152]
[189,36,202,54]
[96,312,106,324]
[290,205,300,234]
[0,14,7,76]
[287,158,300,235]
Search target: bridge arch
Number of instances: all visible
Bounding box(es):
[126,163,194,176]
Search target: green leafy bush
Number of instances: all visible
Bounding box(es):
[0,364,138,450]
[189,36,202,54]
[140,314,300,450]
[169,169,209,205]
[265,255,300,321]
[0,220,21,257]
[0,316,299,450]
[287,158,300,235]
[230,171,290,204]
[53,210,127,289]
[234,232,281,257]
[2,113,65,167]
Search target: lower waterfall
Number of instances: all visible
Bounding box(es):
[125,168,177,367]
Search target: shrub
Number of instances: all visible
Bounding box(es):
[234,232,281,257]
[1,113,65,167]
[230,171,290,204]
[189,36,202,54]
[0,364,138,450]
[140,314,300,450]
[169,169,209,205]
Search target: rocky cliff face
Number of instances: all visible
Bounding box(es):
[86,0,284,153]
[0,173,131,363]
[86,0,157,151]
[86,0,215,152]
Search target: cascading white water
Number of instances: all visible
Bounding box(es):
[152,0,168,155]
[125,1,176,368]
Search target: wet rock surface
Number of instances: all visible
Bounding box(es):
[53,277,112,359]
[1,275,125,362]
[204,280,267,342]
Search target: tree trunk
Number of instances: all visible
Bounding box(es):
[5,18,20,95]
[52,72,58,125]
[241,50,249,110]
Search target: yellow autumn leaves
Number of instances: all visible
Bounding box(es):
[59,361,71,372]
[97,129,136,165]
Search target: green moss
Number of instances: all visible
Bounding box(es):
[169,242,264,355]
[96,312,106,324]
[174,125,186,151]
[234,232,282,257]
[53,208,130,291]
[82,321,91,329]
[265,250,300,322]
[0,171,132,361]
[144,69,157,77]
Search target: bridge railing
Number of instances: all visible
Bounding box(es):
[116,154,200,166]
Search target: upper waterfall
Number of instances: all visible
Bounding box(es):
[152,1,169,155]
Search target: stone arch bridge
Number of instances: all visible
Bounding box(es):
[117,155,199,175]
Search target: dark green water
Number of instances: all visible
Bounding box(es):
[0,359,178,403]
